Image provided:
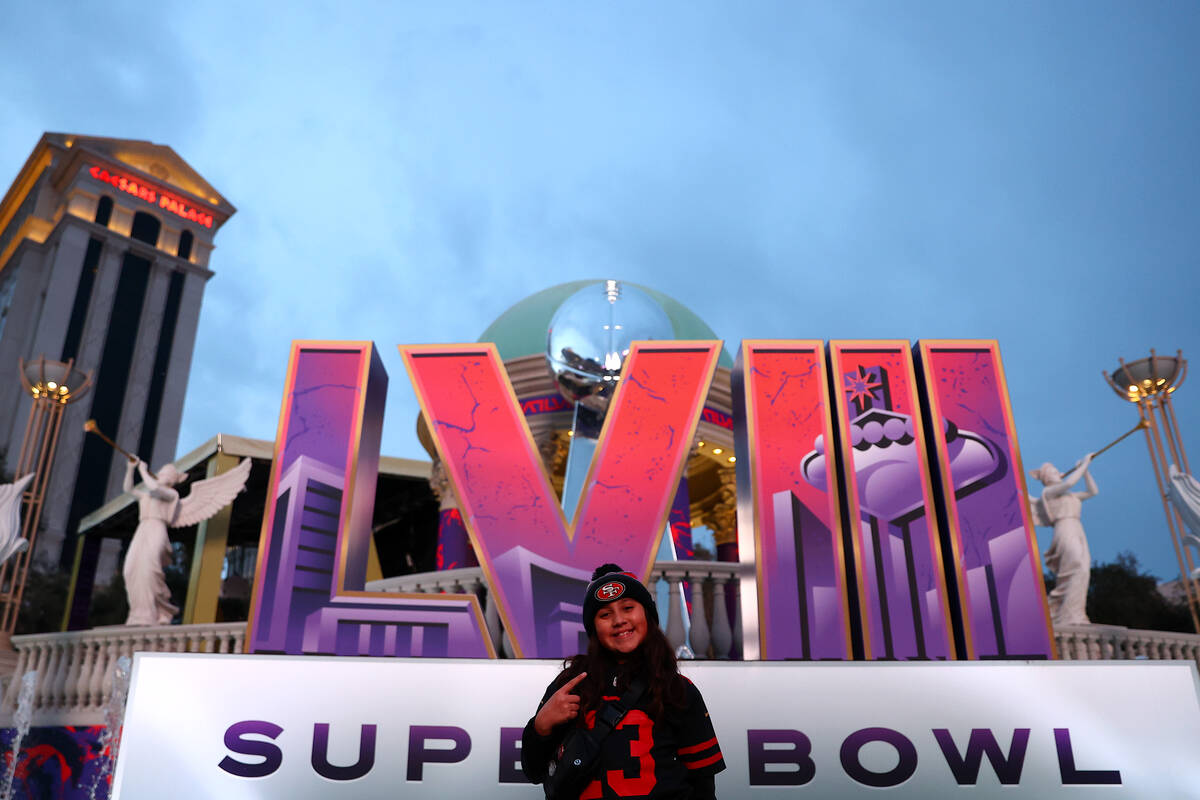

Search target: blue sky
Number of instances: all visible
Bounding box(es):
[2,1,1198,582]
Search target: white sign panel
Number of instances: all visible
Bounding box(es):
[113,654,1200,798]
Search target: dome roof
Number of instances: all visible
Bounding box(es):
[478,280,733,367]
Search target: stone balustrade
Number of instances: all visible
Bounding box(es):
[365,559,753,660]
[0,622,245,726]
[1054,623,1200,667]
[5,574,1200,728]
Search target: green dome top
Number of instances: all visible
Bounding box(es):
[478,281,733,367]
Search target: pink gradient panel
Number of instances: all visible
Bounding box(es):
[829,342,954,661]
[247,342,491,658]
[917,341,1054,659]
[276,348,364,475]
[737,343,850,660]
[402,342,719,658]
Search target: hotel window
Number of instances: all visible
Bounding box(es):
[177,229,193,260]
[95,195,113,226]
[130,211,160,247]
[0,271,17,342]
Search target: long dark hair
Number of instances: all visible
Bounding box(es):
[559,620,687,722]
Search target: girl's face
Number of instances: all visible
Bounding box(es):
[594,599,648,654]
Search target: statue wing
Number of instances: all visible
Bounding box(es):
[0,474,34,565]
[1167,466,1200,540]
[171,458,252,528]
[1027,493,1052,527]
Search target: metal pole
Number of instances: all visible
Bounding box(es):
[1154,395,1200,611]
[1,400,66,634]
[0,356,90,637]
[0,402,40,609]
[1164,395,1191,473]
[1141,399,1200,632]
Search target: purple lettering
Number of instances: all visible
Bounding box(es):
[245,343,492,658]
[746,729,815,786]
[311,722,377,781]
[1054,728,1121,785]
[840,727,918,788]
[933,728,1029,785]
[218,720,284,778]
[498,727,525,783]
[407,725,471,781]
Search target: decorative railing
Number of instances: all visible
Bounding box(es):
[365,560,752,660]
[0,622,244,725]
[6,576,1200,726]
[1054,623,1200,667]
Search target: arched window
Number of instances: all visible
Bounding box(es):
[94,195,113,226]
[177,229,194,260]
[130,211,160,247]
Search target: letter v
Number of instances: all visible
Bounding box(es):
[401,342,722,658]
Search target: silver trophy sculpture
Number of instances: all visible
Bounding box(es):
[546,279,673,517]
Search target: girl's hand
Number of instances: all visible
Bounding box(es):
[534,672,587,736]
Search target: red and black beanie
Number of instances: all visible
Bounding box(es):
[582,563,658,637]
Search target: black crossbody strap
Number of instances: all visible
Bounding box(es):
[593,675,648,735]
[541,675,650,800]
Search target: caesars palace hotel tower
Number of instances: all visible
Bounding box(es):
[0,133,233,579]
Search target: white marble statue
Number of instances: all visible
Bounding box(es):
[123,457,251,626]
[0,474,35,567]
[1029,452,1097,626]
[1167,465,1200,578]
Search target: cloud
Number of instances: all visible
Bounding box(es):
[5,1,1198,580]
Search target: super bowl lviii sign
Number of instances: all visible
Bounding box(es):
[109,336,1200,799]
[242,339,1052,661]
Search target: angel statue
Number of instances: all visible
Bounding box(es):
[1029,452,1098,626]
[122,457,251,626]
[0,474,35,567]
[1167,465,1200,578]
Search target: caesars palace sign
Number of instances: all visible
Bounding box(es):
[88,165,215,229]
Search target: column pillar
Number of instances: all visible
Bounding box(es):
[710,468,739,562]
[182,451,238,624]
[430,458,476,570]
[707,468,740,659]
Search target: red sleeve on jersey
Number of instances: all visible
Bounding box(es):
[678,736,718,755]
[674,680,726,777]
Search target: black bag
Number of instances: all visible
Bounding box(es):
[542,676,647,800]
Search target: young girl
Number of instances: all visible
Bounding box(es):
[522,564,725,799]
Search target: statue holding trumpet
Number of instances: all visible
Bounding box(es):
[1029,420,1146,626]
[84,420,251,626]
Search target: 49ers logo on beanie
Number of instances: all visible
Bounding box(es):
[595,581,625,601]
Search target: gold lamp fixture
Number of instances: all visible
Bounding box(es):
[1104,348,1198,633]
[19,355,92,403]
[1104,351,1186,403]
[0,356,93,640]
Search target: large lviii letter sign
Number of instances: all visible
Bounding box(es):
[246,338,1053,661]
[245,342,493,658]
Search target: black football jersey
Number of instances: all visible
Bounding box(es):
[523,673,725,799]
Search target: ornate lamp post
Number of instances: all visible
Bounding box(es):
[0,356,92,641]
[1103,349,1198,632]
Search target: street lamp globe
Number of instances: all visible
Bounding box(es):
[19,356,92,403]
